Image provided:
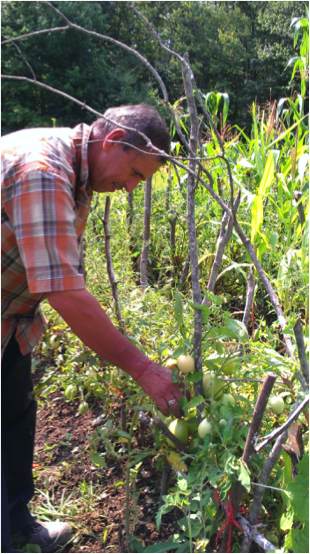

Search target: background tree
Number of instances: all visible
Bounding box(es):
[2,0,307,134]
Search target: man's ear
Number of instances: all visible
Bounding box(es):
[103,128,127,151]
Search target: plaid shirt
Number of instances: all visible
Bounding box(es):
[1,123,93,357]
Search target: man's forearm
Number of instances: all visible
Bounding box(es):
[47,288,148,379]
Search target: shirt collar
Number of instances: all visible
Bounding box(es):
[71,123,92,196]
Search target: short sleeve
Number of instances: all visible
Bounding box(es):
[9,170,85,294]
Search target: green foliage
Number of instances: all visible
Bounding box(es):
[282,455,309,553]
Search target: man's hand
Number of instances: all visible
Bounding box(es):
[136,361,186,418]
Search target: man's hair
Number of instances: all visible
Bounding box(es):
[91,104,170,162]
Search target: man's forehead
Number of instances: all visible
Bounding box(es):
[133,149,163,166]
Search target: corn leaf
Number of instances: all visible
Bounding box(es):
[251,195,264,243]
[258,151,275,197]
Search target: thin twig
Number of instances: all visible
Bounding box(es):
[202,192,241,305]
[242,266,256,330]
[293,317,309,385]
[140,177,152,290]
[218,377,278,384]
[3,35,37,80]
[171,163,187,202]
[1,25,70,44]
[242,373,277,466]
[102,196,125,331]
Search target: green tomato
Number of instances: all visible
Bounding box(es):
[203,372,224,401]
[167,210,176,221]
[221,358,238,376]
[198,418,212,439]
[78,401,89,415]
[167,419,188,447]
[219,418,227,427]
[221,393,236,407]
[188,437,200,454]
[177,354,195,374]
[64,384,78,400]
[269,396,285,415]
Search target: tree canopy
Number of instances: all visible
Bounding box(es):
[1,0,307,134]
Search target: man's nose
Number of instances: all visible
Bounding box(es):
[125,177,141,192]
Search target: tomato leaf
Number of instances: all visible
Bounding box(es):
[187,395,204,409]
[174,290,183,327]
[238,461,251,492]
[90,452,107,468]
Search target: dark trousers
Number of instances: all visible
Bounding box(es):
[1,334,37,552]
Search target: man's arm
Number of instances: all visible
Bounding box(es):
[47,288,184,417]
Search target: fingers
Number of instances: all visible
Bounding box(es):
[157,394,183,419]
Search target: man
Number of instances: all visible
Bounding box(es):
[1,104,184,552]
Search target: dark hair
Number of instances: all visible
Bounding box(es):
[91,104,170,162]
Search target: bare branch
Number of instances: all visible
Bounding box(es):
[171,163,188,202]
[240,429,289,552]
[46,0,198,160]
[242,266,256,330]
[182,52,203,403]
[255,396,309,452]
[237,515,276,552]
[45,1,170,104]
[1,74,169,160]
[243,373,277,467]
[232,373,277,515]
[140,177,152,290]
[202,192,241,305]
[219,377,277,384]
[294,317,309,385]
[101,196,125,331]
[1,25,70,44]
[3,36,37,80]
[130,2,183,64]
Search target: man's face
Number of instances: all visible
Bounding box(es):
[88,129,163,193]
